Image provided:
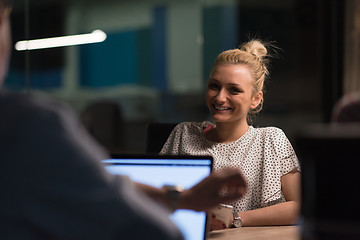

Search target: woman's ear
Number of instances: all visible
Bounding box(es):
[250,91,263,109]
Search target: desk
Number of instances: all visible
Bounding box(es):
[207,226,300,240]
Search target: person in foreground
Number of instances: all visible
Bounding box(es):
[161,39,301,229]
[0,1,247,239]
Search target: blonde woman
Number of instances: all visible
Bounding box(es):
[161,40,301,229]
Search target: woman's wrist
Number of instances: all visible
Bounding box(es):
[232,212,243,228]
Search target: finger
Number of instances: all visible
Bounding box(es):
[215,168,247,187]
[210,169,247,196]
[219,189,246,203]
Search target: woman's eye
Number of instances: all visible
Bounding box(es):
[229,88,241,94]
[208,83,219,90]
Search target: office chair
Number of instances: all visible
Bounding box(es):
[81,100,125,153]
[146,123,178,154]
[331,91,360,123]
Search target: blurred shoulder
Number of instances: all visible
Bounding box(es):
[0,92,77,130]
[0,92,72,116]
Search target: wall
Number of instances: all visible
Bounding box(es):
[7,0,332,153]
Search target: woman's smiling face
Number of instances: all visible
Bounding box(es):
[206,63,262,125]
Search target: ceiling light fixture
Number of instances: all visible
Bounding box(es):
[15,30,107,51]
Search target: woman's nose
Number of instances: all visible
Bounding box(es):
[215,89,227,103]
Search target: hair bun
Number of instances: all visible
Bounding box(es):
[240,40,268,60]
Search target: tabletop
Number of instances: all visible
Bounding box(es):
[207,225,300,240]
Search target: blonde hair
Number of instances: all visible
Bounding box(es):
[210,39,271,121]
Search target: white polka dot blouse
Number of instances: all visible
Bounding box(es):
[160,121,301,212]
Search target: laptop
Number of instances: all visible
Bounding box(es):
[102,154,213,240]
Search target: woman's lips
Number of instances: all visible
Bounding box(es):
[214,105,231,111]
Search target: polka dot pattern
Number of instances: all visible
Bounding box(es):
[160,121,300,212]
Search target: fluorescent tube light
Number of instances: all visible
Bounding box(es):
[15,30,107,51]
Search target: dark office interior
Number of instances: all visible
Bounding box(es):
[6,0,354,155]
[3,0,360,239]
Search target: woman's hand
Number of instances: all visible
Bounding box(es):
[209,213,228,231]
[208,204,234,231]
